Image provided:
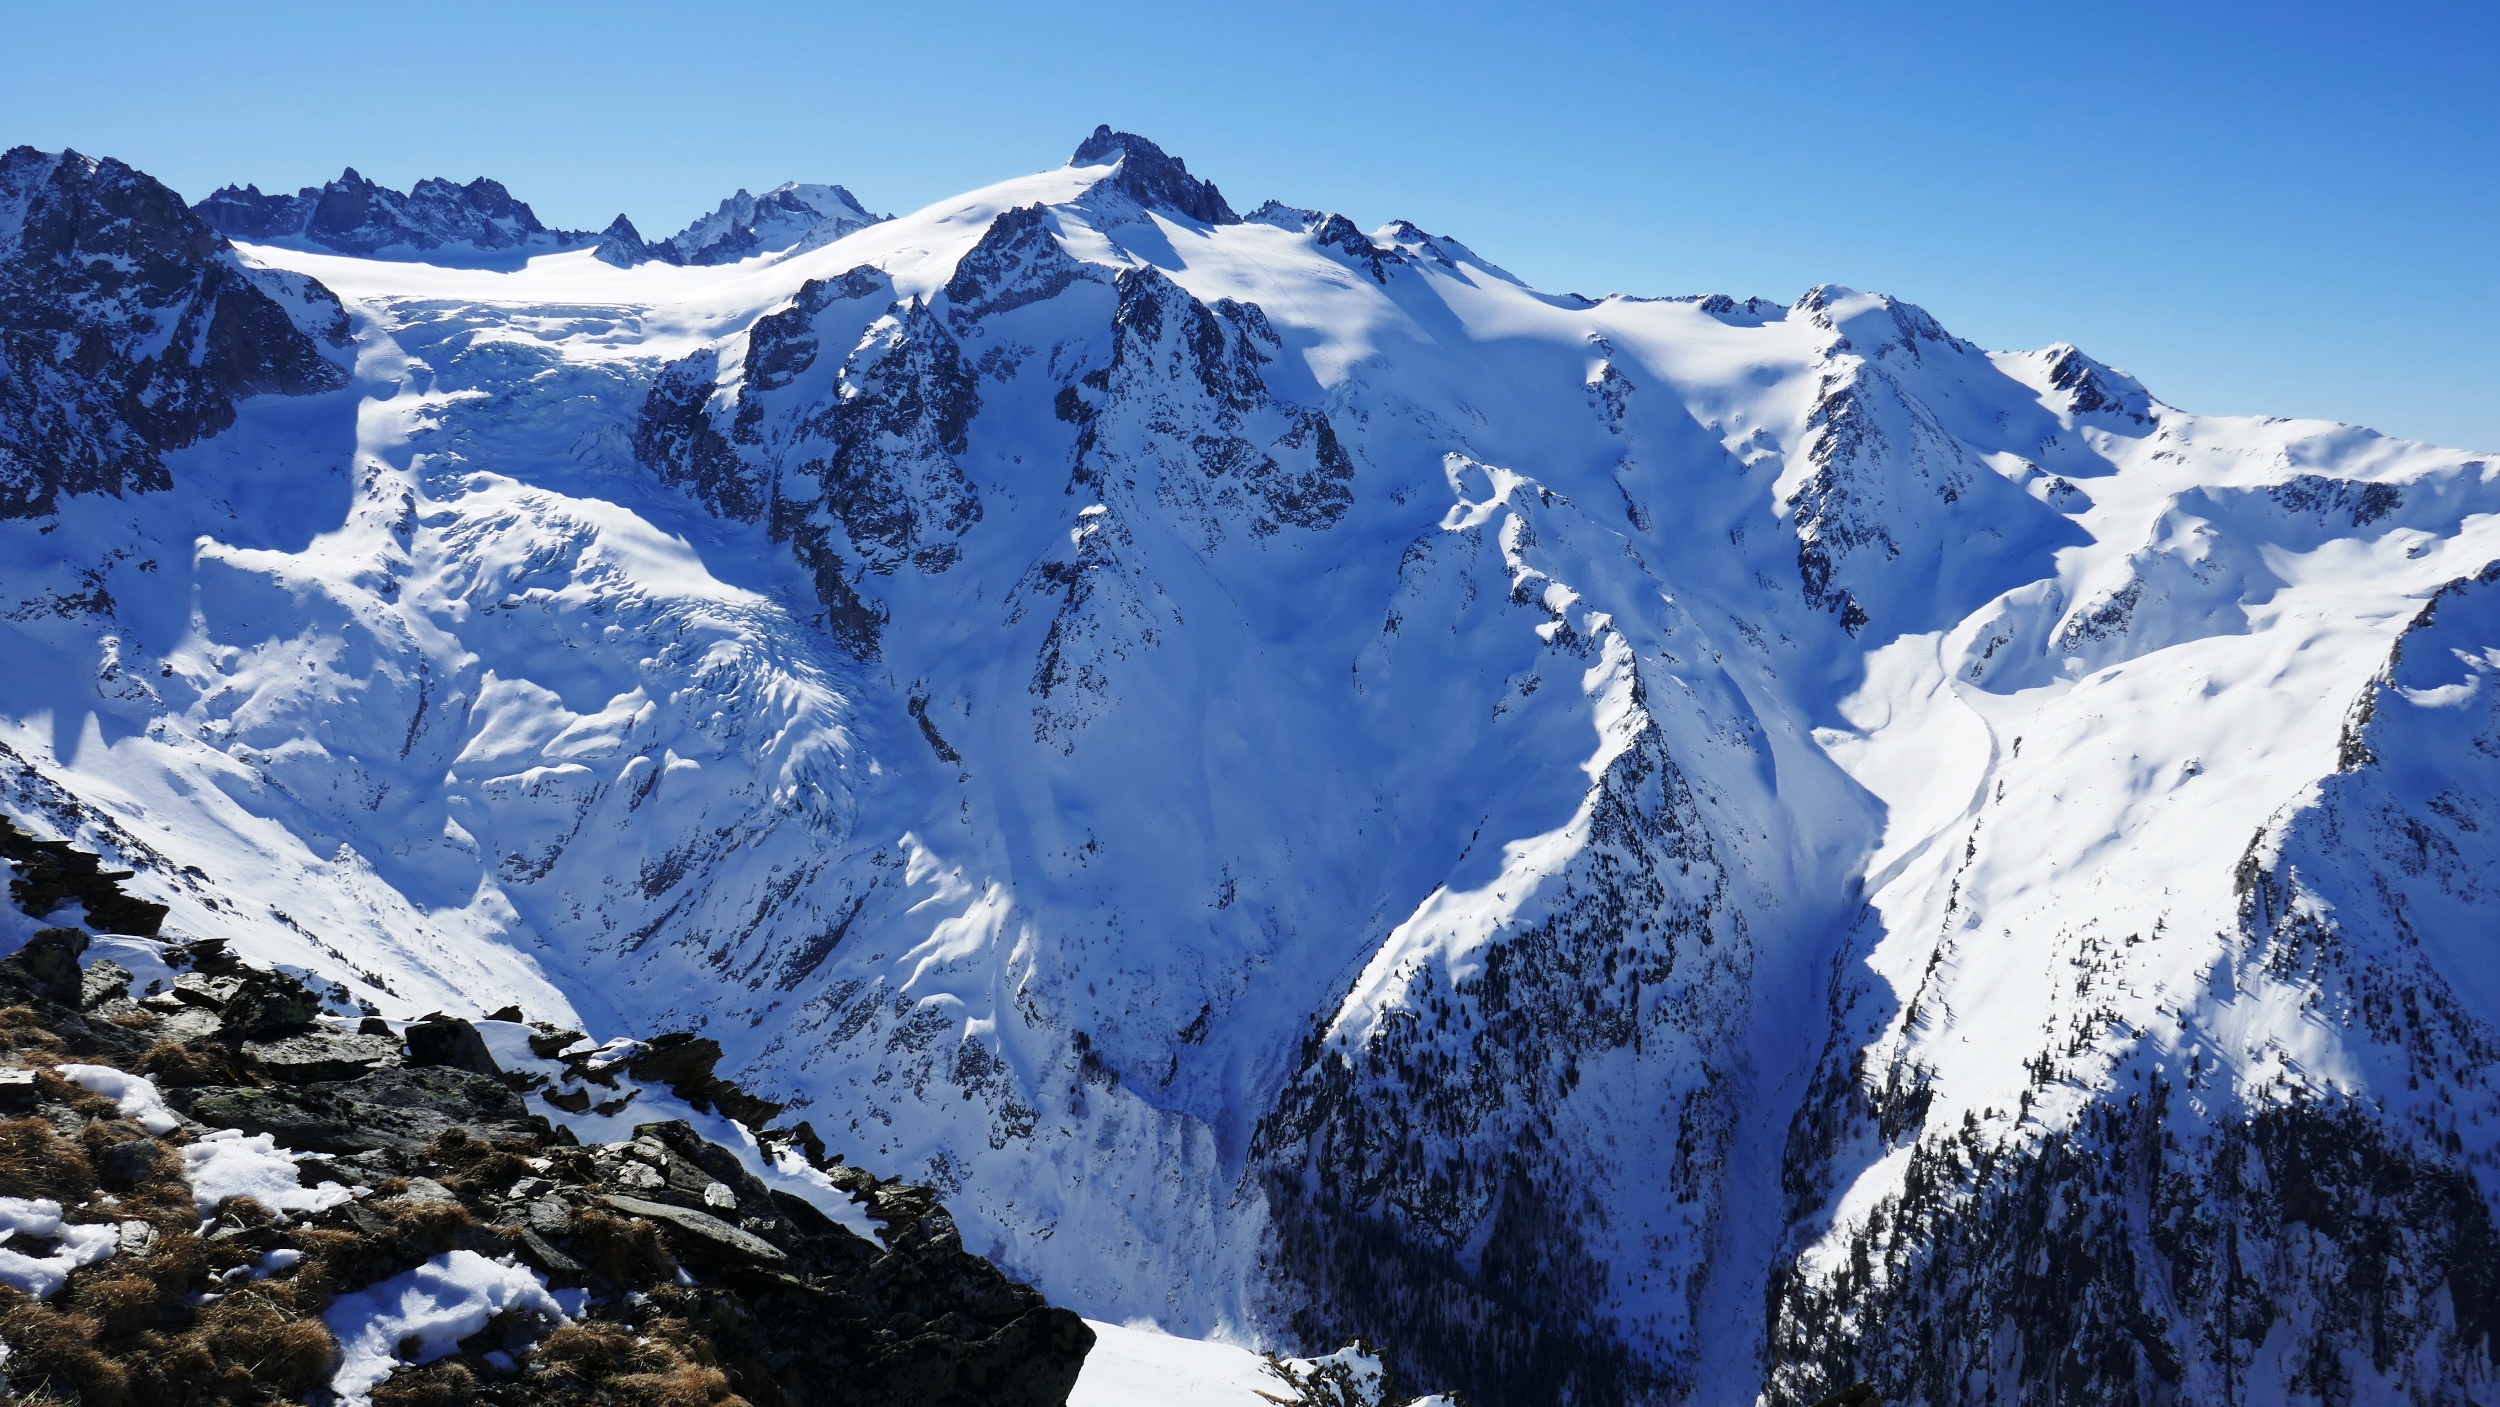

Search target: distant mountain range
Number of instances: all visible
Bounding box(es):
[192,165,883,266]
[5,126,2499,1407]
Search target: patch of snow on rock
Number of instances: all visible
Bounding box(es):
[323,1250,570,1404]
[53,1063,178,1135]
[180,1129,354,1216]
[0,1197,118,1299]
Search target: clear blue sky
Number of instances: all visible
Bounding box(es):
[6,0,2493,450]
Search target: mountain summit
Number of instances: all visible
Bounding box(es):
[1068,124,1239,224]
[642,182,886,265]
[3,135,2499,1407]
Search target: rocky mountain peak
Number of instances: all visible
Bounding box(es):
[2037,342,2155,422]
[1068,125,1238,225]
[591,212,657,267]
[2,146,215,267]
[1,145,347,518]
[194,167,589,259]
[654,182,885,266]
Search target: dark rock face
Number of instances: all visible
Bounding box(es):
[404,1014,503,1077]
[0,147,349,519]
[168,1064,550,1155]
[1765,1083,2500,1407]
[1312,213,1406,284]
[1070,125,1239,225]
[943,204,1093,327]
[1253,724,1732,1407]
[1782,285,2089,641]
[591,212,664,267]
[626,1031,787,1127]
[635,263,981,660]
[194,165,589,256]
[214,966,322,1039]
[1,925,89,1004]
[1058,264,1355,543]
[635,348,756,519]
[2042,344,2149,424]
[1245,202,1412,284]
[238,1027,406,1082]
[190,180,313,239]
[781,296,984,571]
[1,812,168,935]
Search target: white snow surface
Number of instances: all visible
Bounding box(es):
[0,1198,118,1300]
[53,1063,178,1135]
[1069,1320,1284,1407]
[1073,1321,1435,1407]
[81,936,184,1001]
[322,1250,571,1404]
[181,1128,355,1217]
[2,137,2497,1397]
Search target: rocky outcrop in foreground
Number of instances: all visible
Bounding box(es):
[0,834,1091,1405]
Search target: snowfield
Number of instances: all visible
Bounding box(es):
[4,129,2498,1405]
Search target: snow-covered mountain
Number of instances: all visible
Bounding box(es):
[4,127,2497,1407]
[192,167,883,273]
[616,181,886,267]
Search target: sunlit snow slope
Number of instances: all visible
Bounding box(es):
[5,131,2499,1407]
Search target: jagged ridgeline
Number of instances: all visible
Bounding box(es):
[0,822,1091,1404]
[3,122,2499,1407]
[193,168,884,268]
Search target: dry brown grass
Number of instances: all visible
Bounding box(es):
[0,1117,96,1201]
[0,1297,130,1407]
[76,1118,172,1180]
[30,1071,120,1123]
[21,1220,345,1404]
[368,1359,479,1406]
[107,1232,208,1302]
[0,971,810,1406]
[191,1293,337,1395]
[426,1127,533,1200]
[379,1195,478,1250]
[565,1207,675,1285]
[529,1320,750,1406]
[612,1361,747,1407]
[278,1225,377,1305]
[0,1008,70,1063]
[66,1274,165,1339]
[132,1039,242,1087]
[74,1119,194,1232]
[530,1320,637,1378]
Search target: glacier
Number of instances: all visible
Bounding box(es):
[2,129,2497,1405]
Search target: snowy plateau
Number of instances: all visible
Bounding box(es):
[4,127,2500,1407]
